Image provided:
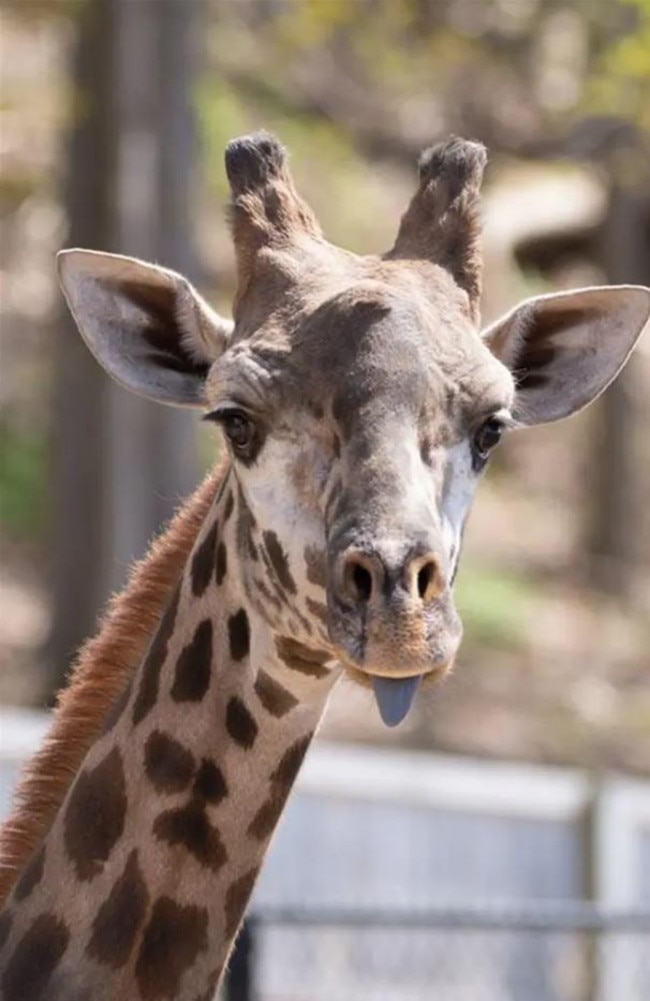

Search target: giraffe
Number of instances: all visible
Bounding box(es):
[0,132,648,1001]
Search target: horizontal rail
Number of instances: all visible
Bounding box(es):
[252,902,650,933]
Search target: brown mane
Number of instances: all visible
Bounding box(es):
[0,462,225,902]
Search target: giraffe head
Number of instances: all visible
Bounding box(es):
[58,132,650,726]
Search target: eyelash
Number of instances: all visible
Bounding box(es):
[203,407,257,457]
[471,416,506,468]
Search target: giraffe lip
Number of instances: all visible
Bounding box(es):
[371,674,422,727]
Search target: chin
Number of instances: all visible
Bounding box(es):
[340,657,454,689]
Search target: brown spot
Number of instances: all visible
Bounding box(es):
[236,487,258,561]
[215,471,230,504]
[325,480,343,521]
[275,636,331,679]
[88,850,148,970]
[224,868,259,939]
[254,670,298,718]
[215,542,227,586]
[64,747,127,881]
[190,522,218,598]
[13,845,45,903]
[0,911,12,951]
[226,697,258,749]
[306,597,329,625]
[133,586,181,725]
[245,798,283,843]
[144,731,196,793]
[262,530,296,595]
[294,609,313,635]
[135,897,208,1001]
[304,545,327,588]
[228,609,250,661]
[253,576,283,611]
[1,912,69,1001]
[332,432,341,457]
[247,734,312,840]
[153,803,227,871]
[223,490,234,523]
[259,546,286,603]
[103,678,133,733]
[273,734,313,786]
[171,619,213,702]
[192,760,227,804]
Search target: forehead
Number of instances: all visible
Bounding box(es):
[210,258,513,424]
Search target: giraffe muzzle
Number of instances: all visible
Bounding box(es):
[326,539,462,724]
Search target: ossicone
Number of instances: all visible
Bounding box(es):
[388,135,488,322]
[417,136,487,201]
[224,131,322,305]
[225,132,288,195]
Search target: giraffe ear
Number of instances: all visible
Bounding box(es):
[483,285,650,425]
[57,249,234,408]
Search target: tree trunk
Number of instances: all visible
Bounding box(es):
[588,140,650,599]
[104,0,201,594]
[46,0,203,697]
[46,0,113,697]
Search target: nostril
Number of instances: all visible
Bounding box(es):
[351,562,373,603]
[413,556,442,603]
[340,552,379,606]
[417,563,434,600]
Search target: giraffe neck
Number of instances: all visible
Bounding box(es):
[0,471,340,1001]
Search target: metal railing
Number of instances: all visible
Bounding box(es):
[224,903,650,1001]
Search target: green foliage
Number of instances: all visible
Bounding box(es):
[196,70,395,252]
[195,77,248,202]
[455,563,535,651]
[0,172,39,216]
[588,0,650,133]
[0,423,46,539]
[0,0,84,22]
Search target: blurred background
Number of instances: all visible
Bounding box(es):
[0,1,649,998]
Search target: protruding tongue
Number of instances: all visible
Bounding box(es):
[372,675,422,727]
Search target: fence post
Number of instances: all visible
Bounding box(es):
[580,776,600,1001]
[225,918,256,1001]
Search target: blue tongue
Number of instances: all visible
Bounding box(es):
[372,675,422,727]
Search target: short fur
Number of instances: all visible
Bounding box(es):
[0,463,225,902]
[225,131,322,313]
[388,136,487,321]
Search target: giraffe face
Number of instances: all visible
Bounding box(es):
[57,132,650,724]
[204,263,515,695]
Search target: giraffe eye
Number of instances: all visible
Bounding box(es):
[472,417,504,461]
[222,410,255,452]
[203,407,257,458]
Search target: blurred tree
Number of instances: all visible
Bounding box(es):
[588,123,650,598]
[203,0,648,165]
[47,0,111,697]
[46,0,204,696]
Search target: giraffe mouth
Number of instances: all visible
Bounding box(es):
[371,674,422,726]
[335,643,452,727]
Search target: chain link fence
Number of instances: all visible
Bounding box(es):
[224,903,650,1001]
